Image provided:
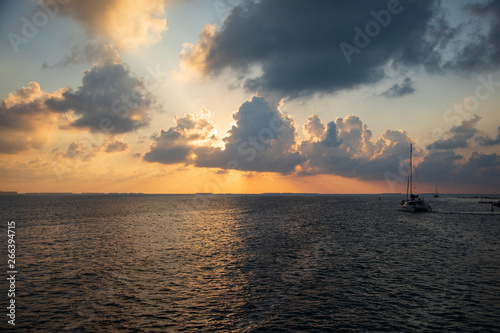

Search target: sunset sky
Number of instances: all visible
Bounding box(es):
[1,0,499,194]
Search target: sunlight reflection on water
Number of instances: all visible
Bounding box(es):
[1,194,499,331]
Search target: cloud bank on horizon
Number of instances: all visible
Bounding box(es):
[142,96,500,189]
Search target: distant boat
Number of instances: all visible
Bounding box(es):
[398,144,432,212]
[434,185,439,198]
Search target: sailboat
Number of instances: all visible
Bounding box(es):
[434,185,439,198]
[398,144,432,212]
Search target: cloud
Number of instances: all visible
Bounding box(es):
[140,96,499,189]
[46,62,155,134]
[428,115,481,150]
[300,115,412,179]
[144,97,305,173]
[105,140,130,153]
[1,57,156,156]
[181,0,472,98]
[0,157,57,182]
[418,150,500,187]
[143,109,216,164]
[42,41,120,69]
[476,126,500,146]
[63,142,96,161]
[321,121,343,148]
[416,150,464,183]
[450,0,500,72]
[48,0,167,50]
[180,24,217,75]
[380,77,415,98]
[194,97,306,173]
[181,0,500,99]
[0,82,68,154]
[304,115,326,141]
[456,152,500,186]
[299,113,498,187]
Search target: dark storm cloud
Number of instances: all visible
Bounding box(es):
[417,150,464,183]
[143,129,193,164]
[380,77,415,98]
[321,122,343,148]
[476,126,500,146]
[183,0,500,98]
[456,152,500,185]
[46,62,154,134]
[418,150,500,187]
[183,0,469,98]
[428,116,480,150]
[451,0,500,72]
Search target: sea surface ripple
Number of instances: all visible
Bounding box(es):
[1,194,499,331]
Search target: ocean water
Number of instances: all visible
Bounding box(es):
[1,194,499,332]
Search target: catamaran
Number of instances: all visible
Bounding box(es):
[398,144,432,212]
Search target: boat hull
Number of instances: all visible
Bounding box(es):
[398,200,432,212]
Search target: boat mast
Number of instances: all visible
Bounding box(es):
[409,143,413,198]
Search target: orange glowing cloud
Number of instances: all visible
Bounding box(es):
[49,0,168,50]
[180,24,217,75]
[0,82,69,154]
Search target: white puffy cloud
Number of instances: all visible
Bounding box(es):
[304,115,325,141]
[143,109,216,164]
[300,115,413,179]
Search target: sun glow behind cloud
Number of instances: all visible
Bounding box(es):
[47,0,168,50]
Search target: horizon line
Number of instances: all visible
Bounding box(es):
[1,191,499,197]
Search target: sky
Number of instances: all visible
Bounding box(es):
[0,0,499,194]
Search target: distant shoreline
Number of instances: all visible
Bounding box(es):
[1,191,498,197]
